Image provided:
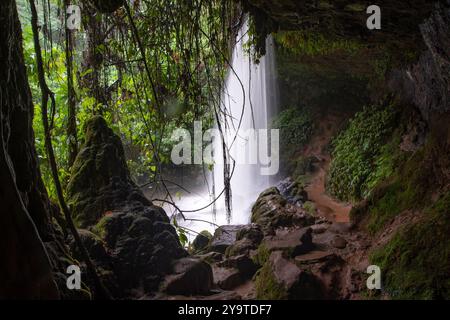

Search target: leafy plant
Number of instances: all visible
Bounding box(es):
[273,107,313,150]
[327,102,397,202]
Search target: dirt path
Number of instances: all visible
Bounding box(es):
[302,114,352,222]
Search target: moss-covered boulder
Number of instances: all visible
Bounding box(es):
[251,186,315,234]
[192,230,213,252]
[255,251,324,300]
[67,116,150,227]
[66,116,187,297]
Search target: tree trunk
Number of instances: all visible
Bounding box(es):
[0,0,59,299]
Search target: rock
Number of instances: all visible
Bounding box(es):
[311,223,329,234]
[236,223,264,244]
[218,254,258,278]
[225,224,263,257]
[388,2,450,121]
[67,116,151,227]
[329,222,351,234]
[255,251,324,299]
[291,228,314,257]
[208,225,245,253]
[196,252,223,264]
[66,116,186,297]
[192,230,212,252]
[251,185,314,233]
[294,251,337,265]
[162,257,213,295]
[331,235,347,249]
[70,229,110,265]
[214,267,243,290]
[263,227,313,256]
[225,238,255,257]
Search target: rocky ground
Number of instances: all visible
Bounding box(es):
[68,114,377,300]
[153,113,376,300]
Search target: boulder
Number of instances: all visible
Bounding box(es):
[225,224,264,257]
[192,230,212,252]
[66,116,186,297]
[219,254,258,278]
[251,186,315,234]
[208,225,245,253]
[294,251,337,265]
[255,251,324,300]
[162,257,213,295]
[291,227,314,257]
[70,229,109,265]
[331,235,348,249]
[213,267,243,290]
[236,223,264,244]
[67,116,150,227]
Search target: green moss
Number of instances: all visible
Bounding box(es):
[274,31,363,57]
[254,260,288,300]
[366,146,430,233]
[371,192,450,299]
[303,201,317,216]
[252,243,270,267]
[91,214,113,239]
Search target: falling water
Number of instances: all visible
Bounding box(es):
[172,21,279,237]
[212,22,280,225]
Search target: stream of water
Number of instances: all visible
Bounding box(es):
[171,22,279,238]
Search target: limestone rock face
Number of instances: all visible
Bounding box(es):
[67,116,186,297]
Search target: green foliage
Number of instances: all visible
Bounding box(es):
[364,144,431,233]
[327,102,397,202]
[371,192,450,299]
[17,0,235,199]
[272,107,313,152]
[275,31,363,57]
[173,217,189,248]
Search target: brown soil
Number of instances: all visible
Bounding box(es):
[302,114,352,222]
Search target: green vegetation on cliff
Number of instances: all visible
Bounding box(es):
[371,192,450,299]
[327,101,398,202]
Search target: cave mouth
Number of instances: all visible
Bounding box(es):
[1,0,449,303]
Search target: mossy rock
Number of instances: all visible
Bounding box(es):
[254,251,324,300]
[67,116,150,227]
[192,230,213,252]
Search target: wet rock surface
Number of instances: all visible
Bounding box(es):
[161,257,213,295]
[207,225,246,253]
[66,116,187,297]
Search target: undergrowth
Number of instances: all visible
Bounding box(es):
[327,101,398,202]
[371,192,450,299]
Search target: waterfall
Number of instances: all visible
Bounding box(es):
[212,21,280,225]
[172,21,279,237]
